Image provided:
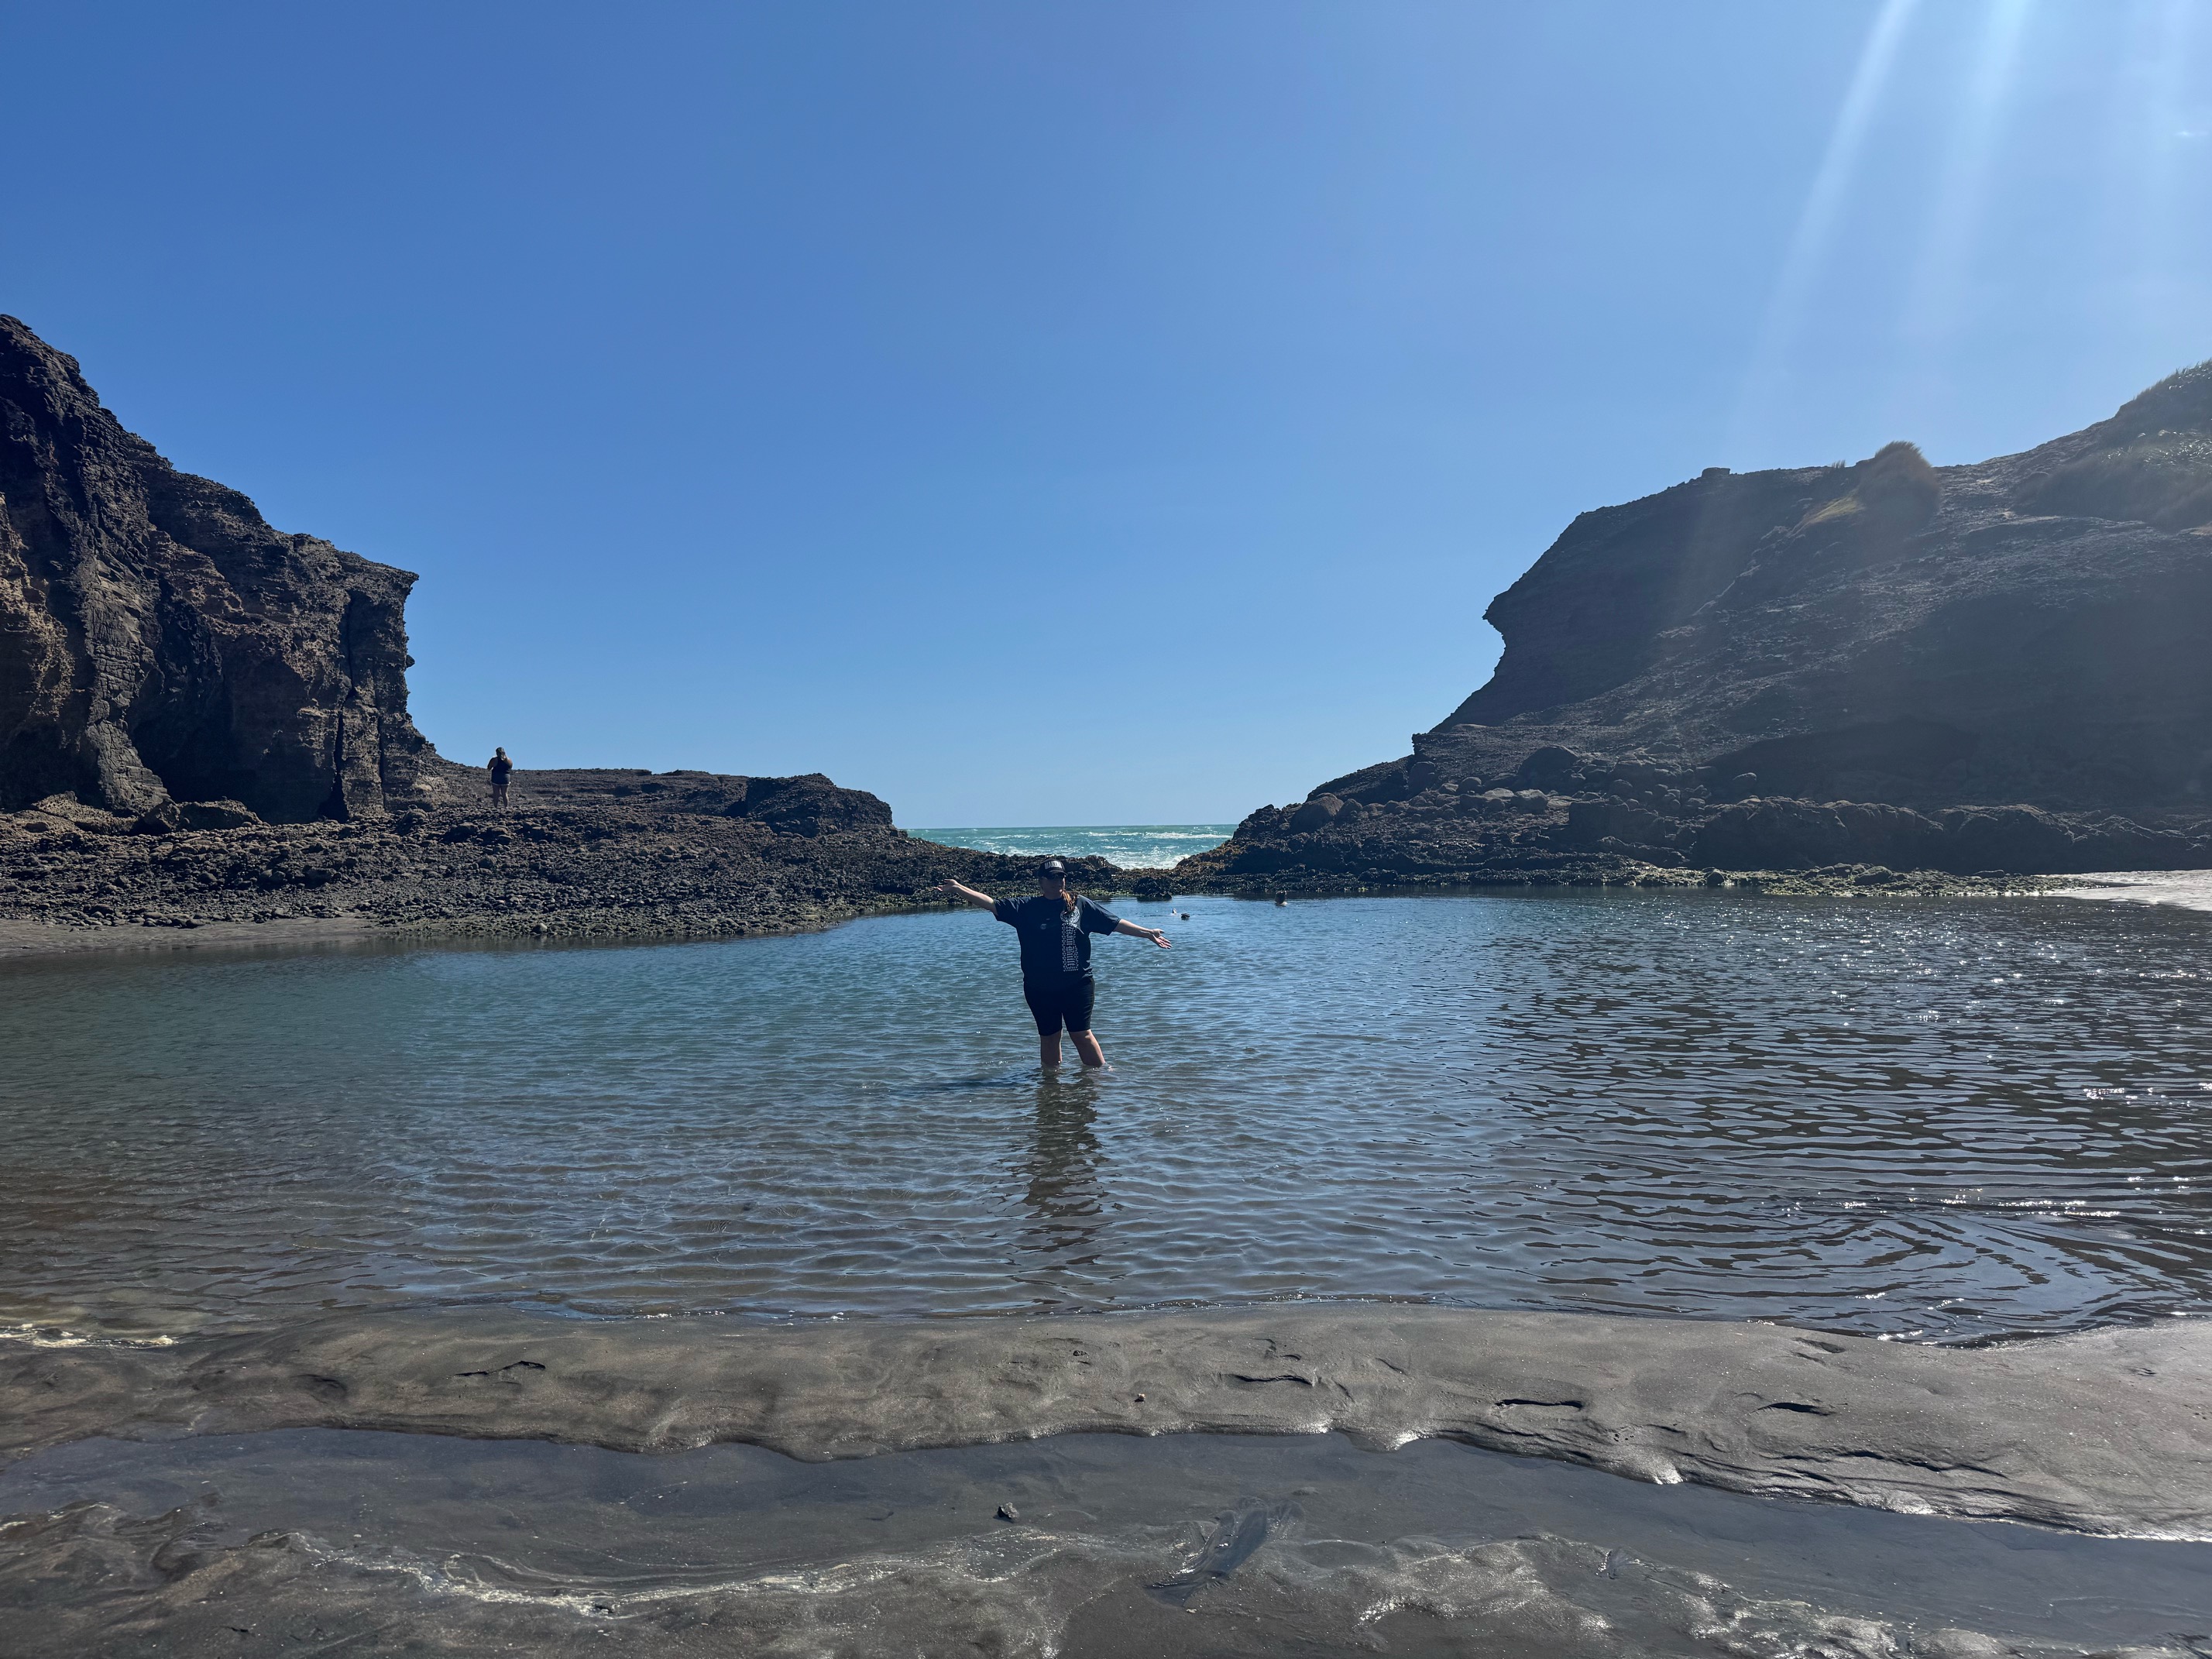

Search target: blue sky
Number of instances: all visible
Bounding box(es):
[4,2,2207,824]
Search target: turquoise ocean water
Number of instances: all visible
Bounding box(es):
[908,823,1235,867]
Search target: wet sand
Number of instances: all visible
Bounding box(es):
[0,917,378,961]
[7,1424,2210,1658]
[9,1305,2209,1540]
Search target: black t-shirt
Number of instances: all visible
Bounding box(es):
[994,894,1120,981]
[489,755,514,778]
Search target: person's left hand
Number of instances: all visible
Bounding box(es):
[1149,929,1172,949]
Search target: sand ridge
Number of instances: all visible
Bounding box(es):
[6,1304,2207,1539]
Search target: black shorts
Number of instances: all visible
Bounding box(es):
[1023,975,1095,1036]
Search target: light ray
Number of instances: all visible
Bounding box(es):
[1884,0,2035,427]
[1901,0,2034,338]
[1725,0,1922,462]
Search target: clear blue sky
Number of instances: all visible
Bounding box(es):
[4,2,2207,824]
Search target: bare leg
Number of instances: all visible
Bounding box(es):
[1070,1030,1106,1070]
[1039,1032,1063,1069]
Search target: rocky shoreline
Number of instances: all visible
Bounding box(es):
[1175,744,2210,900]
[2,762,2183,960]
[0,783,2115,964]
[0,764,1152,952]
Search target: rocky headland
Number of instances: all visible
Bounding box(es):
[1184,368,2212,895]
[9,311,2212,947]
[0,316,1134,950]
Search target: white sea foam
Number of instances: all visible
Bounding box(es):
[0,1324,173,1349]
[908,824,1234,867]
[2049,870,2212,912]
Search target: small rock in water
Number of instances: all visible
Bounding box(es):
[995,1502,1018,1521]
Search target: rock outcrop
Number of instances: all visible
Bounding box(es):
[0,316,431,821]
[0,765,1102,944]
[1194,366,2212,885]
[421,761,897,836]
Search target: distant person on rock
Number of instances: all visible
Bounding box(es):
[488,747,514,809]
[939,860,1169,1070]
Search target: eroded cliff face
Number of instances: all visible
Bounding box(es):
[1197,364,2212,883]
[1429,374,2212,812]
[0,316,431,821]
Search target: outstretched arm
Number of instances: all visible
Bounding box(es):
[1115,918,1171,949]
[939,879,998,910]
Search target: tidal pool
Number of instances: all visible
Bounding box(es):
[2,888,2208,1341]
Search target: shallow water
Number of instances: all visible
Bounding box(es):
[909,822,1234,865]
[6,1427,2207,1657]
[2,889,2210,1341]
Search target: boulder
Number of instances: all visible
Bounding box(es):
[1515,746,1584,791]
[1287,795,1345,833]
[723,773,895,836]
[133,799,262,835]
[25,792,134,832]
[1563,799,1671,849]
[1692,799,1944,871]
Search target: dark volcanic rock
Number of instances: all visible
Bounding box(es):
[422,761,895,836]
[1190,365,2212,888]
[132,798,260,835]
[0,766,1116,947]
[0,316,431,821]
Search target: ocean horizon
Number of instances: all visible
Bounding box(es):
[907,823,1235,868]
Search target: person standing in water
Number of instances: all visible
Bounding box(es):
[487,747,514,809]
[940,860,1169,1069]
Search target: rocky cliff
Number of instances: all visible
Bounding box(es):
[1193,365,2212,886]
[0,320,989,942]
[0,316,431,821]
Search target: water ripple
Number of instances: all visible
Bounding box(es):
[1,890,2207,1341]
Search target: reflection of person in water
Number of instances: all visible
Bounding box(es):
[939,860,1169,1069]
[1020,1085,1104,1268]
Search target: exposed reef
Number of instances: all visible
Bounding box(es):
[0,763,1121,946]
[6,1306,2208,1540]
[0,317,431,821]
[1189,370,2212,891]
